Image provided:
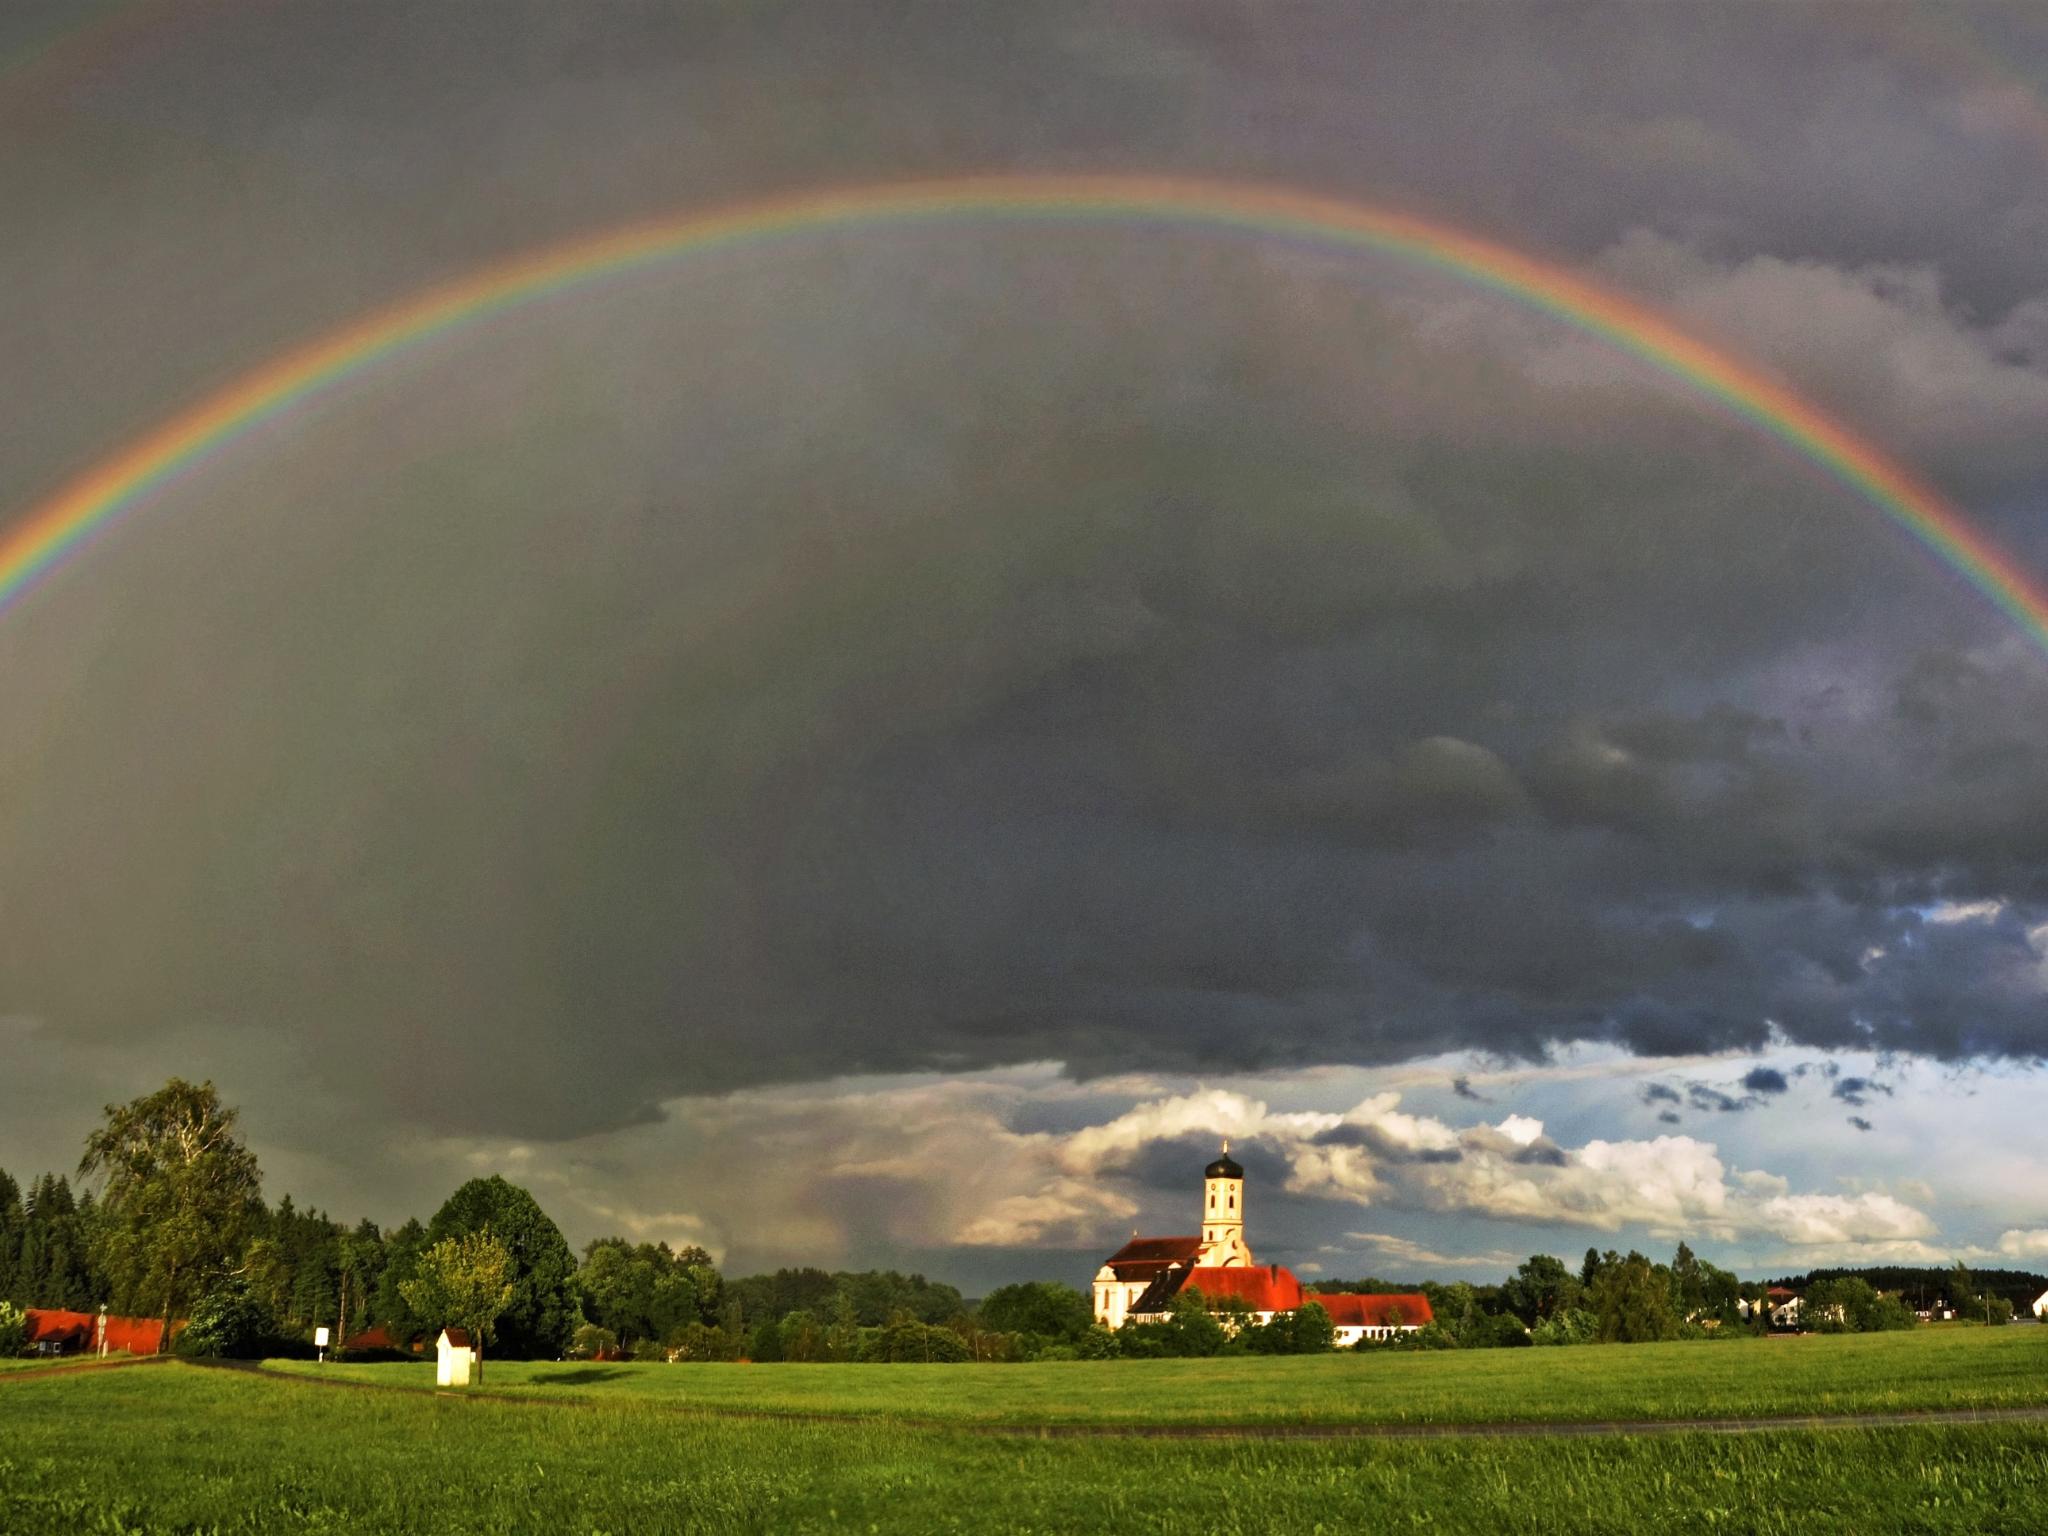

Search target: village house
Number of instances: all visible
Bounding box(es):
[2031,1288,2048,1321]
[1092,1143,1432,1341]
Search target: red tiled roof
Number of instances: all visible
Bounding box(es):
[1184,1265,1305,1313]
[1134,1263,1307,1316]
[1305,1291,1434,1327]
[25,1309,175,1355]
[344,1326,398,1351]
[439,1327,472,1347]
[1103,1235,1203,1280]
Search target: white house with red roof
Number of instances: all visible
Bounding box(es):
[1092,1144,1432,1343]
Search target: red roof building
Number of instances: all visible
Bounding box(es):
[1089,1151,1433,1341]
[1305,1291,1435,1341]
[24,1308,178,1356]
[1132,1263,1306,1318]
[1099,1235,1204,1284]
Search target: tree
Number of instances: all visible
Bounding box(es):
[180,1275,276,1359]
[1502,1255,1579,1325]
[79,1079,263,1349]
[1590,1251,1679,1343]
[577,1239,710,1348]
[0,1298,26,1355]
[0,1170,22,1301]
[425,1178,578,1358]
[401,1231,514,1383]
[976,1281,1094,1344]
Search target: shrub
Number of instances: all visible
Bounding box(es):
[179,1276,276,1359]
[630,1337,668,1362]
[859,1314,970,1363]
[1529,1307,1597,1346]
[0,1300,27,1356]
[1073,1325,1120,1360]
[568,1323,618,1360]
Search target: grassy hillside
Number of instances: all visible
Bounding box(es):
[268,1325,2048,1426]
[7,1361,2048,1534]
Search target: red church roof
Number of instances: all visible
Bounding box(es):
[1102,1235,1203,1283]
[1132,1263,1306,1316]
[1305,1291,1434,1328]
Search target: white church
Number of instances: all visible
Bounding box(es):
[1092,1143,1433,1345]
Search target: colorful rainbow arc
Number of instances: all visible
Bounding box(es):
[4,173,2044,650]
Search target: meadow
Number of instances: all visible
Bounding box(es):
[6,1354,2048,1534]
[267,1324,2047,1427]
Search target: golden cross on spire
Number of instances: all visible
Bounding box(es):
[1222,1136,1230,1155]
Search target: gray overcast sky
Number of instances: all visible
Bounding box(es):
[3,1,2048,1289]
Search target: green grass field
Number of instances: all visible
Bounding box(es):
[269,1325,2047,1426]
[8,1333,2048,1533]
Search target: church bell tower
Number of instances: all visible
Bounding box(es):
[1198,1139,1253,1267]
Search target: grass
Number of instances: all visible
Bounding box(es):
[8,1361,2048,1533]
[0,1351,154,1372]
[265,1325,2048,1427]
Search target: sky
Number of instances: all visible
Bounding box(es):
[3,1,2048,1296]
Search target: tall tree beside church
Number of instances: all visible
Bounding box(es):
[79,1079,263,1346]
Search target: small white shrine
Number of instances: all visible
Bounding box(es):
[436,1326,474,1387]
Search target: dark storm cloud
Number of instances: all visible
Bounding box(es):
[1657,1110,1683,1126]
[1833,1078,1895,1109]
[1743,1068,1789,1095]
[1450,1076,1487,1102]
[1848,1116,1875,1133]
[0,0,2046,1178]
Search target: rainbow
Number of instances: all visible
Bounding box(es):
[5,173,2045,648]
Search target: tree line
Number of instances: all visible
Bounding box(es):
[3,1079,2025,1366]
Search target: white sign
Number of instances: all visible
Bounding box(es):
[314,1327,330,1348]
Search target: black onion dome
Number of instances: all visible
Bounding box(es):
[1205,1151,1244,1180]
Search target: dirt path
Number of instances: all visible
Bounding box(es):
[153,1359,2048,1441]
[0,1354,172,1384]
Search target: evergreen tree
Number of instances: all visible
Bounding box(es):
[0,1169,23,1300]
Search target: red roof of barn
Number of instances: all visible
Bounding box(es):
[344,1326,398,1351]
[1304,1291,1434,1327]
[25,1309,175,1355]
[1103,1235,1203,1281]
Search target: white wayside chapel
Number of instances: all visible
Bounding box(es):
[436,1326,474,1387]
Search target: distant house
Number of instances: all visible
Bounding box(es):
[1765,1286,1803,1327]
[343,1325,422,1354]
[435,1327,474,1387]
[24,1309,178,1356]
[2032,1290,2048,1320]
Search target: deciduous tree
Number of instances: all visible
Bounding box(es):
[79,1079,262,1348]
[400,1230,514,1382]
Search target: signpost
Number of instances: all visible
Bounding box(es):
[314,1325,330,1365]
